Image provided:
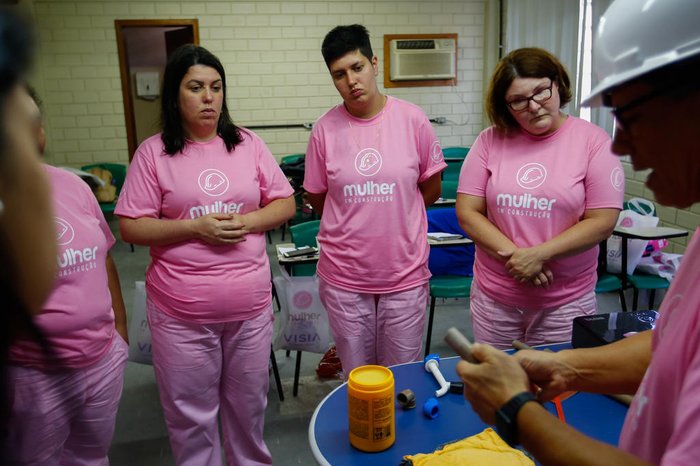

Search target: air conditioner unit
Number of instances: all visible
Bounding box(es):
[389,38,457,81]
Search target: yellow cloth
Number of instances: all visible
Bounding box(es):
[403,428,535,466]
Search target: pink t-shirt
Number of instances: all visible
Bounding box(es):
[10,165,116,369]
[116,131,294,323]
[458,116,624,309]
[619,228,700,465]
[304,96,446,293]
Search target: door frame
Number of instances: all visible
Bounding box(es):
[115,19,199,160]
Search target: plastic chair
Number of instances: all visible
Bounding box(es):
[441,179,459,199]
[285,220,321,396]
[621,200,669,310]
[278,154,314,242]
[425,208,475,356]
[441,146,469,182]
[595,273,628,312]
[280,153,304,165]
[269,346,284,401]
[595,240,627,312]
[289,220,320,278]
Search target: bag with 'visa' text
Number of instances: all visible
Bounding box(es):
[127,281,153,364]
[273,269,332,354]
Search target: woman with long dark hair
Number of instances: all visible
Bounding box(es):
[116,44,295,465]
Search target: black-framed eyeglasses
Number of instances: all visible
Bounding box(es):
[506,82,554,112]
[606,87,668,131]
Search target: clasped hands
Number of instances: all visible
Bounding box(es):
[196,213,248,245]
[498,246,553,287]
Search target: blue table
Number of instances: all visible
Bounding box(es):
[308,343,628,465]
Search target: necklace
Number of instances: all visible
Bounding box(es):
[347,94,387,152]
[347,108,385,153]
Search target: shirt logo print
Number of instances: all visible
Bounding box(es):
[354,148,383,177]
[430,141,443,163]
[516,163,547,190]
[55,217,75,246]
[610,167,625,192]
[198,169,230,197]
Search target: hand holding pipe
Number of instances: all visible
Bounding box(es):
[424,354,450,397]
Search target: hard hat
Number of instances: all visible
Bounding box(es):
[583,0,700,107]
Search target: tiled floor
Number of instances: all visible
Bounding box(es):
[106,218,629,465]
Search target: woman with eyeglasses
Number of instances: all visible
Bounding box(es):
[455,47,623,349]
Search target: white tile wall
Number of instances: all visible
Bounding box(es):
[25,0,699,251]
[31,0,486,166]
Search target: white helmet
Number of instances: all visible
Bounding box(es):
[583,0,700,107]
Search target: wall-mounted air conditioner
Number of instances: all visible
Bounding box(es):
[389,38,457,81]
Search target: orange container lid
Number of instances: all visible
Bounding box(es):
[348,365,393,391]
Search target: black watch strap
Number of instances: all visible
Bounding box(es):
[495,391,537,447]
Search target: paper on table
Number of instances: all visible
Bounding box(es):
[428,232,463,241]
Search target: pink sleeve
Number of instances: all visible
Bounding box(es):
[256,137,295,205]
[583,131,625,210]
[115,141,163,219]
[416,117,447,183]
[457,130,490,197]
[662,337,700,465]
[303,130,328,194]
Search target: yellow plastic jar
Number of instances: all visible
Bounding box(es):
[347,365,395,452]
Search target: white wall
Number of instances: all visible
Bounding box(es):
[28,0,486,166]
[23,0,699,253]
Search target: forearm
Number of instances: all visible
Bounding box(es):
[459,210,517,260]
[562,330,651,394]
[518,402,652,466]
[241,197,296,233]
[119,216,197,246]
[533,212,616,262]
[106,253,128,341]
[305,192,326,218]
[419,173,442,206]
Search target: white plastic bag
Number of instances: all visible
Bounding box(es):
[636,252,683,282]
[273,269,332,354]
[607,199,659,275]
[127,281,153,364]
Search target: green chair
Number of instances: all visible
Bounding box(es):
[80,163,127,216]
[424,208,475,357]
[280,153,304,165]
[425,275,473,357]
[595,240,627,312]
[441,146,469,182]
[595,273,627,312]
[628,273,668,311]
[289,220,320,277]
[441,179,459,200]
[621,200,669,310]
[286,220,321,396]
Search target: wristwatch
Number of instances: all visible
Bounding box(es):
[495,391,537,447]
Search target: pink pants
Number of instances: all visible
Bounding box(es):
[7,334,128,465]
[470,280,598,349]
[147,299,273,466]
[319,279,428,377]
